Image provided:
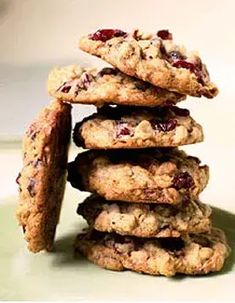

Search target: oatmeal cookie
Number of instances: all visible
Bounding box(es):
[16,100,72,253]
[74,105,203,149]
[77,195,212,237]
[74,228,230,276]
[79,29,218,98]
[48,65,185,107]
[67,148,209,204]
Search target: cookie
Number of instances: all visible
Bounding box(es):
[78,195,212,238]
[74,105,203,149]
[74,228,230,277]
[48,65,185,107]
[79,29,218,98]
[67,148,209,204]
[16,100,72,253]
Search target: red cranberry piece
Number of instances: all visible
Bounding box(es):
[27,178,36,197]
[172,60,205,84]
[172,60,196,72]
[80,73,94,90]
[157,30,172,40]
[89,29,127,42]
[172,172,194,190]
[60,83,72,93]
[97,67,118,78]
[151,119,177,132]
[169,106,190,117]
[116,122,133,138]
[173,60,201,78]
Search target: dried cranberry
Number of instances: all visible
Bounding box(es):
[172,172,194,190]
[27,178,36,197]
[80,72,94,90]
[97,67,118,78]
[116,122,133,138]
[157,30,172,40]
[169,106,190,117]
[151,119,177,132]
[89,29,127,42]
[172,60,204,84]
[172,60,196,72]
[60,83,72,93]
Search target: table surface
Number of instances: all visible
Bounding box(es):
[0,142,235,301]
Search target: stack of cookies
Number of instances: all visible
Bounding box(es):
[18,28,230,276]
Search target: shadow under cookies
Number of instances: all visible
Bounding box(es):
[51,221,88,268]
[211,206,235,274]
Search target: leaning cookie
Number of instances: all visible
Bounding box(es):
[16,100,72,253]
[77,195,212,238]
[74,228,230,277]
[74,105,203,149]
[48,65,185,107]
[79,29,218,98]
[67,149,209,204]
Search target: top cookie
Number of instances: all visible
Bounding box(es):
[16,100,72,253]
[48,65,185,107]
[79,29,218,98]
